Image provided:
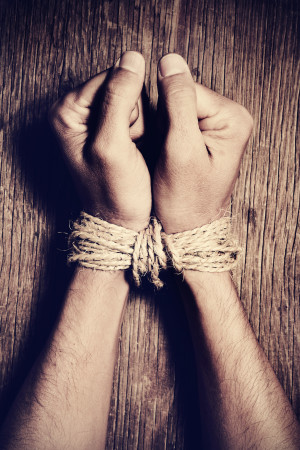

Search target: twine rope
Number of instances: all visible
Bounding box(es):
[68,212,241,289]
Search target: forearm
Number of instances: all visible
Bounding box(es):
[182,271,299,449]
[1,267,129,449]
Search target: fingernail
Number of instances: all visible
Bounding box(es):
[118,51,145,74]
[158,54,190,78]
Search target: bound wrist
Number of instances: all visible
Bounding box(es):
[181,270,236,310]
[183,269,232,286]
[72,265,129,289]
[69,267,130,309]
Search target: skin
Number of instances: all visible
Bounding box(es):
[0,51,299,449]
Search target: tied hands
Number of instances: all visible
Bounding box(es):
[2,51,299,450]
[50,51,253,237]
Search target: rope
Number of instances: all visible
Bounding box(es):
[68,212,241,289]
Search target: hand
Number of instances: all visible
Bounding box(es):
[49,51,151,232]
[153,53,253,233]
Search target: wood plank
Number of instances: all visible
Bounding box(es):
[0,0,299,447]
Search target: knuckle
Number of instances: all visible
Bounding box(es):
[130,104,139,124]
[232,105,254,142]
[48,101,59,126]
[162,74,196,104]
[89,134,124,166]
[90,135,111,160]
[222,104,254,143]
[130,119,144,141]
[240,106,254,136]
[48,93,82,131]
[103,70,140,106]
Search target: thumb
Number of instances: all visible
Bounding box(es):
[158,54,202,138]
[94,51,145,148]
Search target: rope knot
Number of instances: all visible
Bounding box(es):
[132,217,167,289]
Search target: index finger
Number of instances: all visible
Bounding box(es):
[195,83,253,146]
[73,70,109,108]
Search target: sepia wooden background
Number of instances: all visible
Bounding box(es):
[0,0,299,447]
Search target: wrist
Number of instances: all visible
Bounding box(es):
[183,270,232,288]
[73,265,129,284]
[181,270,237,311]
[178,270,247,360]
[70,266,130,307]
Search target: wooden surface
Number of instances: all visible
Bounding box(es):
[0,0,299,447]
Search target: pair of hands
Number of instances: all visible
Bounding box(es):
[50,51,253,234]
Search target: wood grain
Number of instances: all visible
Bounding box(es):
[0,0,299,447]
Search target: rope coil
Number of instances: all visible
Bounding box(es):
[68,212,241,289]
